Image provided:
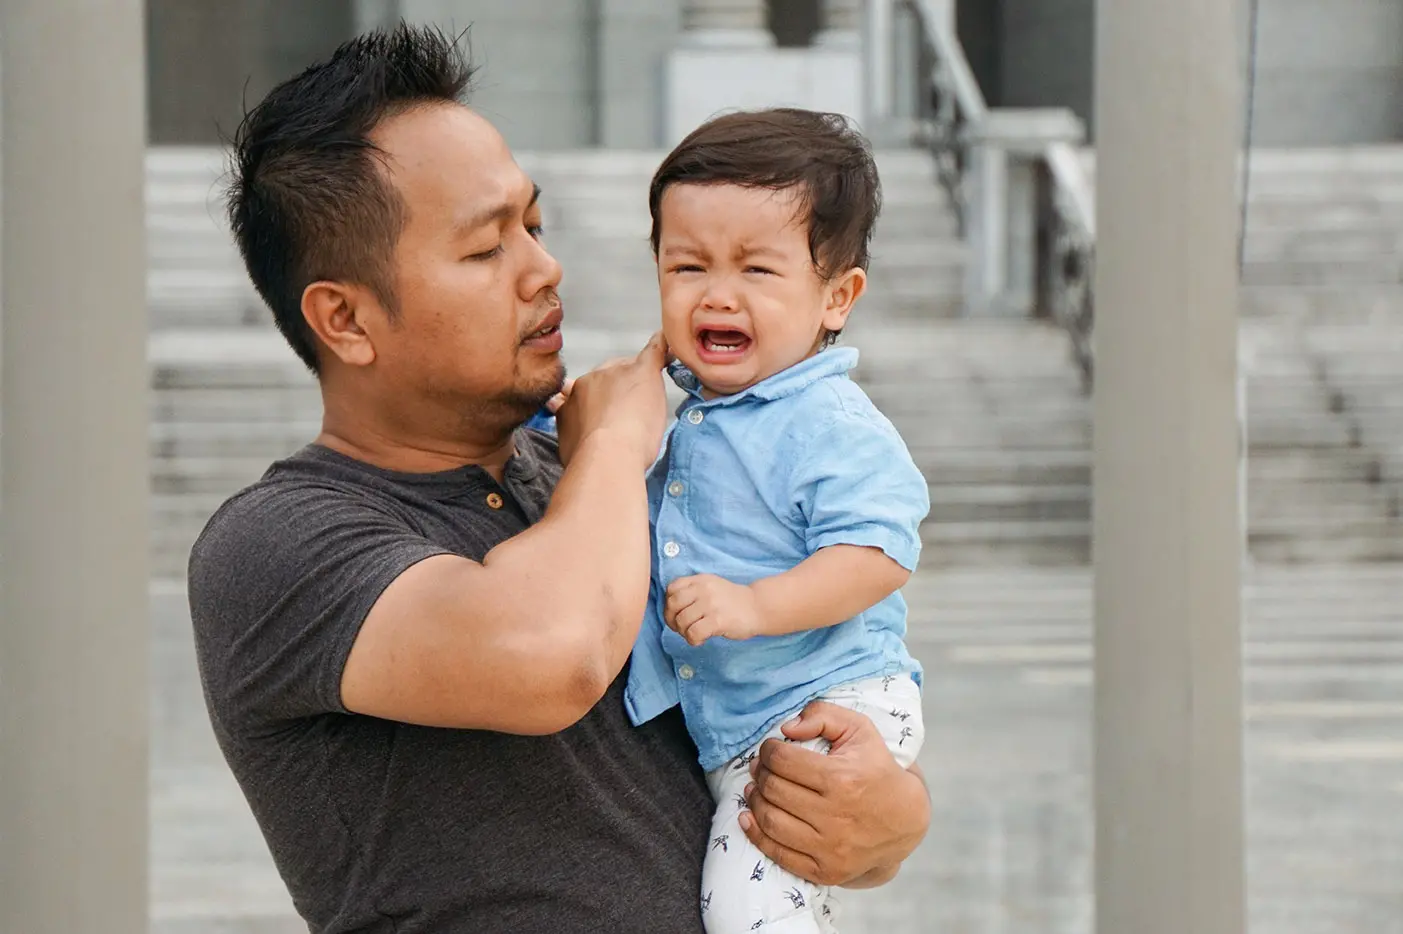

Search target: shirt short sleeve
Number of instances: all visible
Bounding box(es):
[789,411,930,571]
[187,481,451,735]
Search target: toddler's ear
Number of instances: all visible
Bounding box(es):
[822,267,867,331]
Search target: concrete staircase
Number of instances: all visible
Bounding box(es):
[146,145,1403,575]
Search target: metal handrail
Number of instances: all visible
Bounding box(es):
[901,0,983,227]
[1039,142,1097,388]
[911,0,987,121]
[900,0,1098,389]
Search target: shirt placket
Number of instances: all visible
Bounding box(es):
[656,400,714,738]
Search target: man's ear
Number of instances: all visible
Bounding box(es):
[302,281,379,368]
[821,267,867,333]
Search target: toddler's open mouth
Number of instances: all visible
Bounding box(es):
[696,328,752,362]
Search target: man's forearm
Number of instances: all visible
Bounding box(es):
[485,430,651,680]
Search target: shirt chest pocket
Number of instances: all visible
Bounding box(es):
[686,443,807,566]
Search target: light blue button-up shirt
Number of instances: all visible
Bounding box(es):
[623,347,929,771]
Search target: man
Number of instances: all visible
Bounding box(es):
[189,23,929,934]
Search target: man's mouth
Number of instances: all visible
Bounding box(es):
[523,307,564,346]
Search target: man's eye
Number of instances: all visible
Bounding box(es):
[468,245,503,261]
[527,224,545,240]
[672,264,703,274]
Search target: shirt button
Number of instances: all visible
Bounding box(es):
[662,541,681,558]
[686,409,705,425]
[667,481,685,497]
[485,492,504,510]
[678,664,696,680]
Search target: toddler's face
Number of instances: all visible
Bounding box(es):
[654,183,863,397]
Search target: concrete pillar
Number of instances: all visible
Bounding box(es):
[1092,0,1245,933]
[353,0,401,32]
[680,0,773,47]
[398,0,597,150]
[862,0,895,124]
[600,0,683,147]
[668,0,861,144]
[0,1,150,932]
[1001,0,1096,138]
[816,0,862,47]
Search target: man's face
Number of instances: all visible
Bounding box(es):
[655,183,849,397]
[370,104,565,424]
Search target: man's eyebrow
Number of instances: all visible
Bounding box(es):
[457,183,542,235]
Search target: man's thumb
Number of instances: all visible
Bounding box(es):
[636,331,672,369]
[778,701,866,748]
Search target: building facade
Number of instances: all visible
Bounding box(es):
[148,0,1403,149]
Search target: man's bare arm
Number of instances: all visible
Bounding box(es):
[341,336,670,735]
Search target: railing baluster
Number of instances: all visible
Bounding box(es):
[898,0,1098,391]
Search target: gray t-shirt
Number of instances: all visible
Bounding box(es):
[187,432,712,933]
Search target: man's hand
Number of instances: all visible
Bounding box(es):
[556,332,670,468]
[543,377,576,414]
[664,574,763,645]
[739,701,929,888]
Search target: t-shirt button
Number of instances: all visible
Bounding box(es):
[485,492,504,510]
[662,541,681,558]
[667,481,685,497]
[678,664,696,680]
[686,409,705,425]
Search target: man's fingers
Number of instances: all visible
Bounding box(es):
[743,788,822,854]
[755,735,833,796]
[738,810,822,884]
[749,767,827,826]
[635,330,671,370]
[779,700,868,748]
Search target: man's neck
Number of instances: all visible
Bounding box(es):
[316,419,518,482]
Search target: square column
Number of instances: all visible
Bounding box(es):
[667,0,862,145]
[1092,0,1246,931]
[0,1,151,931]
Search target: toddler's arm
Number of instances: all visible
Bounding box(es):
[663,545,908,645]
[665,406,928,646]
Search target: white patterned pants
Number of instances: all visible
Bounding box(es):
[699,674,925,933]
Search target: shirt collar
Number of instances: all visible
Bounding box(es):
[668,347,860,406]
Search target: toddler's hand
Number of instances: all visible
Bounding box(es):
[664,574,762,645]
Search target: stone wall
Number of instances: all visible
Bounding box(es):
[967,0,1403,145]
[995,0,1097,136]
[1251,0,1403,145]
[147,0,353,144]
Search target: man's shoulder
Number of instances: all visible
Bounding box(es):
[187,447,430,620]
[192,449,388,558]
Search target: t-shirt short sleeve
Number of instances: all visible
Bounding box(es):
[790,411,930,571]
[187,481,451,735]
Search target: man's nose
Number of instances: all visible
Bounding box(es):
[522,233,563,297]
